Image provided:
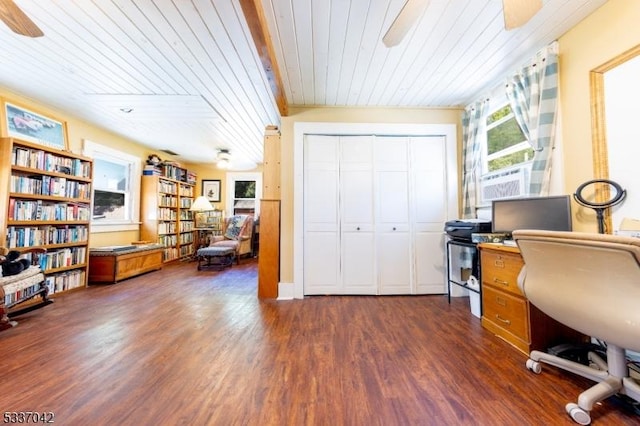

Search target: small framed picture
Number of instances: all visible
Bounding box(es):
[202,179,221,202]
[1,100,68,150]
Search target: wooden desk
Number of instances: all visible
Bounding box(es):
[479,243,586,355]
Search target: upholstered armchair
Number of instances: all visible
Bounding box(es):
[209,215,254,263]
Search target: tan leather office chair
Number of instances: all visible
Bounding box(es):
[513,230,640,425]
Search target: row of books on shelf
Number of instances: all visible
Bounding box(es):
[143,164,196,185]
[179,185,194,197]
[143,164,162,176]
[179,211,193,220]
[39,247,87,271]
[8,199,90,221]
[159,194,178,206]
[1,269,85,304]
[179,232,194,244]
[158,221,177,234]
[6,225,89,248]
[163,247,179,261]
[12,147,91,178]
[179,245,193,257]
[159,234,178,247]
[179,221,194,232]
[10,175,91,199]
[158,179,177,193]
[44,270,86,294]
[2,280,43,305]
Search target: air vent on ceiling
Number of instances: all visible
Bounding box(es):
[160,149,178,156]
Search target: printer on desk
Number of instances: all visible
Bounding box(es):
[444,219,492,241]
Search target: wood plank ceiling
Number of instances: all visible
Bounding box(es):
[0,0,607,166]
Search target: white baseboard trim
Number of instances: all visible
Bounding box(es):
[277,282,295,300]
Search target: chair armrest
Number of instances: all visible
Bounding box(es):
[210,236,225,245]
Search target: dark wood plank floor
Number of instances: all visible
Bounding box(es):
[1,259,638,425]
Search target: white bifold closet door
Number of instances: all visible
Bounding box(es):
[303,134,448,295]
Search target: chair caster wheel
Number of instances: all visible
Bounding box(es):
[566,402,591,425]
[526,359,541,374]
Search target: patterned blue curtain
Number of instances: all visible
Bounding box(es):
[461,100,489,219]
[505,45,559,196]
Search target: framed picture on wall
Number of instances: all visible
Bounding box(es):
[202,179,221,202]
[1,100,68,150]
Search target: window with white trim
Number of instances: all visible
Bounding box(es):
[83,140,141,233]
[225,172,262,218]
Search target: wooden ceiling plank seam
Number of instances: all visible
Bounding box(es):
[353,0,401,106]
[239,0,288,116]
[433,0,601,106]
[442,0,605,106]
[14,2,135,95]
[59,0,169,94]
[334,0,373,105]
[371,0,448,106]
[173,0,274,135]
[130,2,267,158]
[97,0,198,94]
[359,0,419,106]
[345,0,393,106]
[386,0,478,106]
[421,14,505,106]
[323,0,351,106]
[403,0,501,106]
[311,0,330,105]
[291,0,315,106]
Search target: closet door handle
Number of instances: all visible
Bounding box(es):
[356,227,360,231]
[392,227,396,231]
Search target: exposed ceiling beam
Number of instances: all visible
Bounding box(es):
[239,0,288,117]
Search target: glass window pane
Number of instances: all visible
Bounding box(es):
[93,190,126,220]
[487,116,527,155]
[488,148,535,172]
[94,158,128,191]
[234,181,256,198]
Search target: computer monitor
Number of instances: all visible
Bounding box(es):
[492,195,573,235]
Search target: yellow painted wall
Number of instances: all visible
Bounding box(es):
[558,0,640,231]
[279,106,463,284]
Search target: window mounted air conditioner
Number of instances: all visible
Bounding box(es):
[479,166,530,203]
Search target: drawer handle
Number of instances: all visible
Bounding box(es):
[495,314,511,325]
[495,296,507,307]
[493,278,509,287]
[494,259,505,268]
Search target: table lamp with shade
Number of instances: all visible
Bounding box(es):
[190,195,214,228]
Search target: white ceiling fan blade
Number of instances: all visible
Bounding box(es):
[503,0,542,30]
[382,0,430,48]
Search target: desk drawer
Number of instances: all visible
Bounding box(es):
[481,249,524,296]
[483,286,529,342]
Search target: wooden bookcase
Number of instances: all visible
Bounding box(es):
[0,137,93,299]
[140,175,195,262]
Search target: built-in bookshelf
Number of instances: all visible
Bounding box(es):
[0,137,93,298]
[140,175,195,262]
